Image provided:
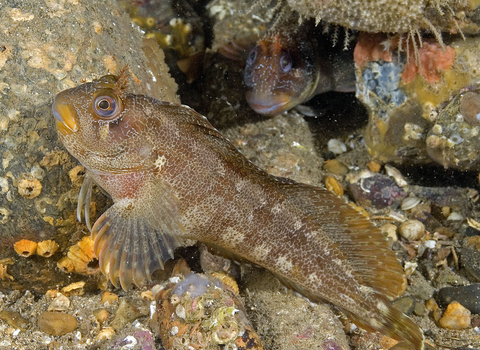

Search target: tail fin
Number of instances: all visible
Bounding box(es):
[346,292,424,350]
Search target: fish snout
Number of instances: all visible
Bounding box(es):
[52,96,78,135]
[245,90,291,116]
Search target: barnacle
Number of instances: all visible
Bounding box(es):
[57,257,75,273]
[37,240,59,258]
[68,165,85,188]
[66,236,97,274]
[13,239,37,257]
[17,174,42,199]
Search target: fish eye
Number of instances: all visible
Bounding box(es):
[247,48,257,65]
[93,94,123,119]
[279,52,292,72]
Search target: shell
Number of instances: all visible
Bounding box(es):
[47,294,71,312]
[401,195,421,211]
[61,281,85,296]
[95,327,115,341]
[14,239,37,257]
[37,240,59,258]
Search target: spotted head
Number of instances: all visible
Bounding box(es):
[52,75,176,176]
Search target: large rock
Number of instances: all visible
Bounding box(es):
[0,0,178,293]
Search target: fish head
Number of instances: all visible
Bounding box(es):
[52,75,163,175]
[244,32,319,116]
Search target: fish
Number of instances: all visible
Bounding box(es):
[52,75,425,349]
[243,28,356,116]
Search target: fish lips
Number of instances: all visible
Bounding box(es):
[245,91,291,116]
[52,97,78,135]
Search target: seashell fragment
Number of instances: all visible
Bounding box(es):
[14,239,37,257]
[48,293,71,311]
[61,281,85,296]
[401,194,421,211]
[37,240,59,258]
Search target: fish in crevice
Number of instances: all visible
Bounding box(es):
[243,25,356,116]
[53,75,424,349]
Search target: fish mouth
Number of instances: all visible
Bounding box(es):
[246,91,291,116]
[52,97,78,135]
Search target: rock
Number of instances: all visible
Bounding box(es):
[347,172,407,209]
[398,220,425,241]
[0,0,177,293]
[110,298,149,330]
[436,284,480,314]
[0,310,29,331]
[460,247,480,281]
[37,311,77,335]
[391,296,415,315]
[438,301,471,330]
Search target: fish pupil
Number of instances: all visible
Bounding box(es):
[98,99,110,110]
[247,48,257,65]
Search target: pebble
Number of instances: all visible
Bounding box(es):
[0,310,29,331]
[327,139,347,155]
[323,159,349,176]
[460,247,480,281]
[111,298,149,330]
[391,296,415,315]
[438,301,471,330]
[398,220,425,241]
[101,291,119,305]
[436,284,480,314]
[47,294,70,311]
[413,301,427,316]
[37,311,77,336]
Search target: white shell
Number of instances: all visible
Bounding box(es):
[401,195,421,211]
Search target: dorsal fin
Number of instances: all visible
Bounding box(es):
[276,180,406,299]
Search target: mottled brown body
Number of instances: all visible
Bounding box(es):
[53,75,424,349]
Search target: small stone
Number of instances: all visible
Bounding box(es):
[95,327,115,341]
[48,294,70,311]
[413,301,427,316]
[391,296,415,315]
[101,291,118,305]
[367,160,381,172]
[379,223,398,243]
[438,301,471,330]
[0,310,29,331]
[398,220,425,241]
[93,309,109,324]
[111,298,149,330]
[38,311,77,336]
[327,139,347,155]
[323,159,349,176]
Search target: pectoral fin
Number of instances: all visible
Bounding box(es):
[87,181,184,290]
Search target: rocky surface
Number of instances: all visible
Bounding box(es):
[1,0,480,350]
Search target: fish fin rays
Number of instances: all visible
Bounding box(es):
[278,181,406,299]
[89,181,184,290]
[343,293,425,350]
